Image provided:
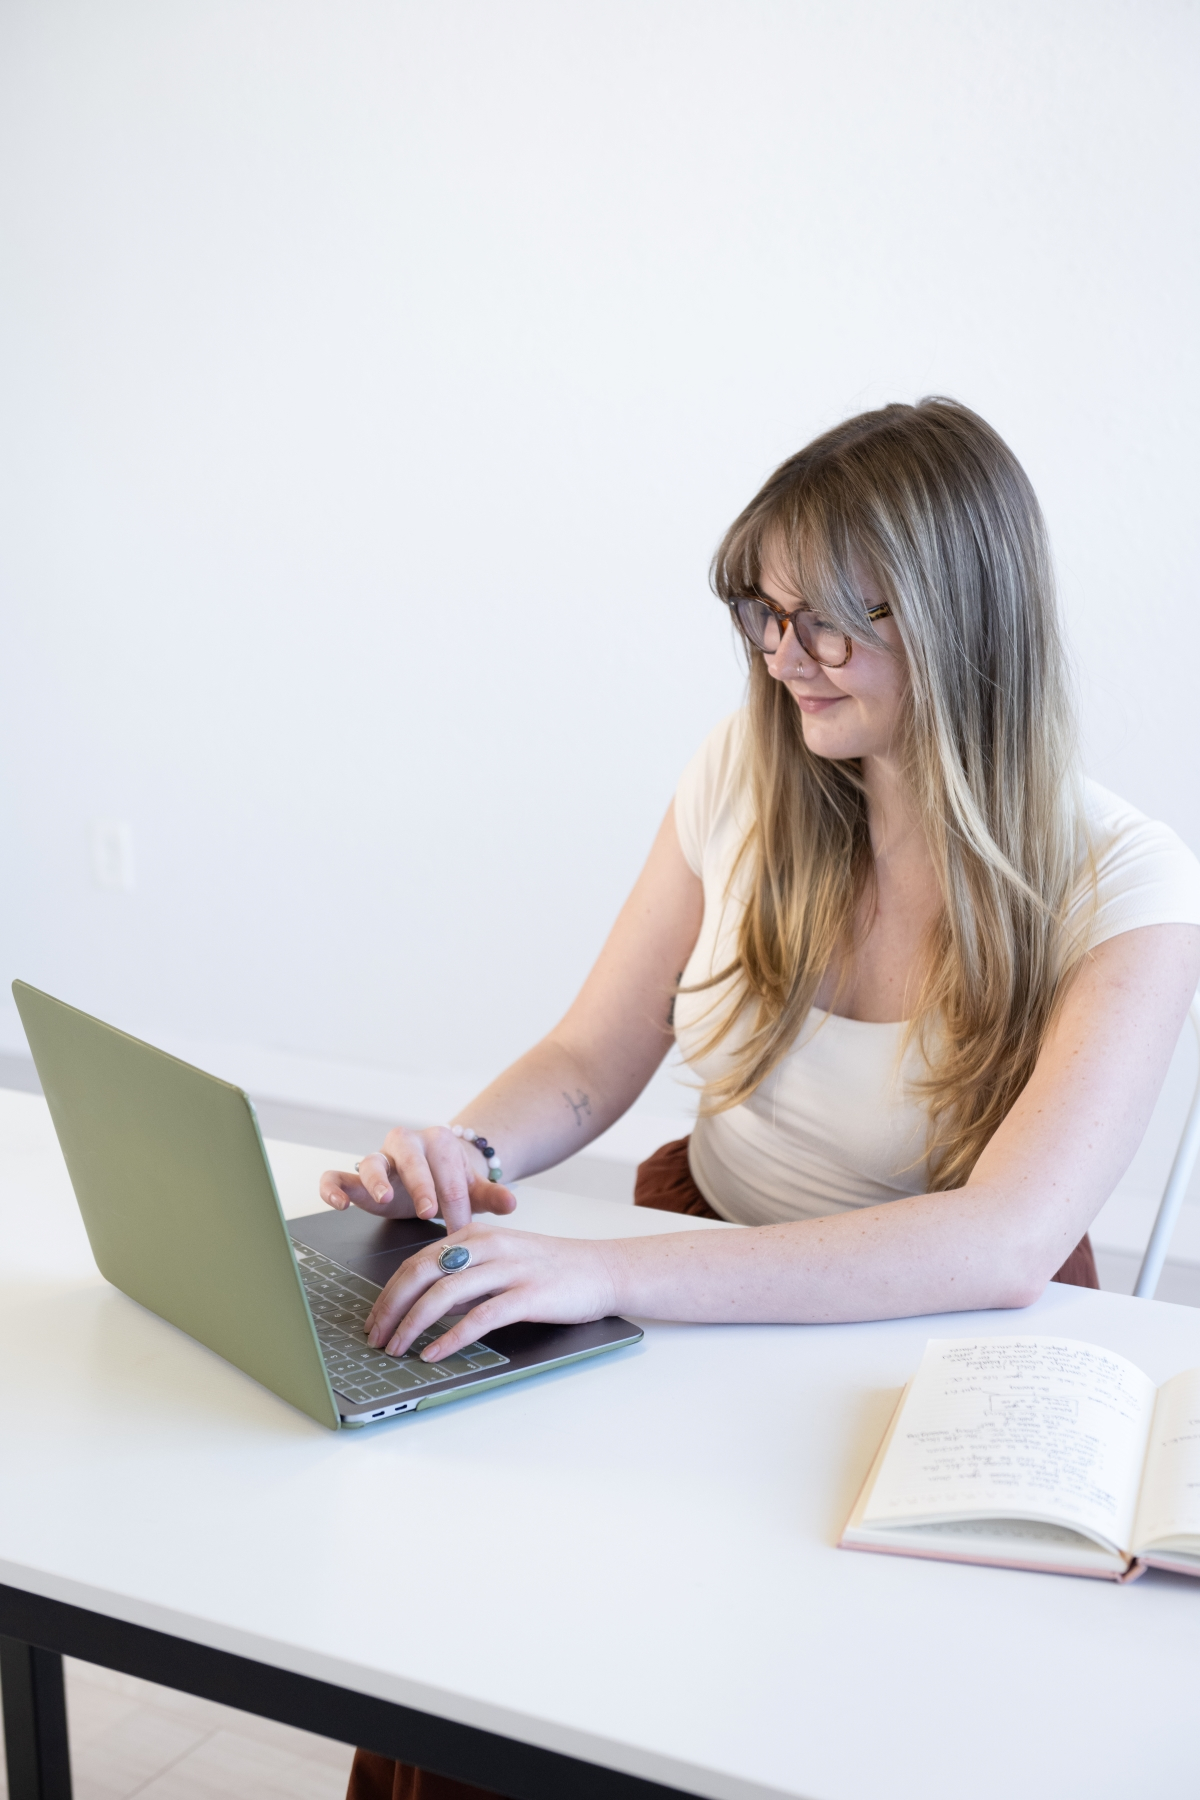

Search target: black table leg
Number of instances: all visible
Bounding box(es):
[1,1587,702,1800]
[0,1637,73,1800]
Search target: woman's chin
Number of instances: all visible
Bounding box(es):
[797,710,857,760]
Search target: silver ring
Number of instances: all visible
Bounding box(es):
[438,1244,471,1274]
[355,1153,392,1174]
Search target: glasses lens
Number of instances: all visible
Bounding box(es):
[794,616,851,667]
[732,598,852,666]
[733,597,780,651]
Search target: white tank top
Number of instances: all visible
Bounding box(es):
[672,711,1200,1228]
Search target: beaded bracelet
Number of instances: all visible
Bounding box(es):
[451,1124,503,1183]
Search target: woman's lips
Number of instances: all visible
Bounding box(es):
[792,692,847,713]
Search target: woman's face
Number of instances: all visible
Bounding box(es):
[757,554,909,765]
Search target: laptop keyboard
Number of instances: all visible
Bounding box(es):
[293,1241,509,1407]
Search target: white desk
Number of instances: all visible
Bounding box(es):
[1,1086,1199,1800]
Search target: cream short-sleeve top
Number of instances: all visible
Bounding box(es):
[672,711,1200,1227]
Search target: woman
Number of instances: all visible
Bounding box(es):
[328,400,1200,1800]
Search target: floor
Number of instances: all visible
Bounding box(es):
[0,1659,355,1800]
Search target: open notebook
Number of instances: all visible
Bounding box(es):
[841,1337,1200,1582]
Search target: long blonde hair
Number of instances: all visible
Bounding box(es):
[695,398,1088,1190]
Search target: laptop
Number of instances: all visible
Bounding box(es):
[13,980,643,1428]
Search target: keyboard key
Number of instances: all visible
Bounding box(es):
[339,1274,382,1302]
[296,1244,508,1397]
[381,1366,425,1390]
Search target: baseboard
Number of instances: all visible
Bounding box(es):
[0,1053,39,1096]
[0,1051,650,1206]
[1092,1246,1200,1307]
[4,1047,1196,1297]
[238,1089,641,1206]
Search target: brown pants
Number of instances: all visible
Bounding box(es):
[345,1137,1098,1800]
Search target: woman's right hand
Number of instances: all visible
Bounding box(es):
[319,1126,518,1236]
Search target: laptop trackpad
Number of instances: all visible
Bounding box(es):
[288,1208,445,1287]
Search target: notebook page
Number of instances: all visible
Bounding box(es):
[1131,1367,1200,1552]
[861,1338,1155,1552]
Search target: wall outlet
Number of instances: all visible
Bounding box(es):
[91,819,135,892]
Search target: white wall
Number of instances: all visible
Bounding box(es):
[2,1,1199,1185]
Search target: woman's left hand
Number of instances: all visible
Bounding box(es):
[365,1224,622,1362]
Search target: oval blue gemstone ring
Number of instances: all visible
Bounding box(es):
[438,1244,471,1274]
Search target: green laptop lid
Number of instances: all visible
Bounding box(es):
[13,980,340,1430]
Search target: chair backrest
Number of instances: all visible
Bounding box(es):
[1134,992,1200,1299]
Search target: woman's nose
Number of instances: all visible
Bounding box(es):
[768,618,817,679]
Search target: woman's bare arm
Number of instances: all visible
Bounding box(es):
[362,922,1200,1357]
[320,804,704,1228]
